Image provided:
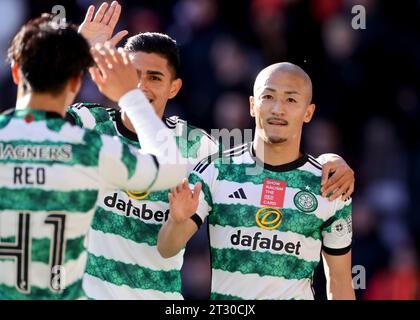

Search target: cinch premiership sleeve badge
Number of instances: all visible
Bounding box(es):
[293,190,318,212]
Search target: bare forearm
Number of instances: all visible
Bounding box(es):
[157,217,196,258]
[327,278,356,300]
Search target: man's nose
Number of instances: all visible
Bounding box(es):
[271,101,285,115]
[137,78,148,91]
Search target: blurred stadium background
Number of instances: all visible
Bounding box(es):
[0,0,419,300]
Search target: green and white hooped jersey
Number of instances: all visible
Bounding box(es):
[0,109,161,300]
[190,143,352,300]
[67,104,219,299]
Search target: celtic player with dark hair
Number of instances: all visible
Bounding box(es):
[67,2,355,299]
[0,14,186,299]
[158,62,355,300]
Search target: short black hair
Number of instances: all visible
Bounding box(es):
[124,32,180,78]
[7,13,94,95]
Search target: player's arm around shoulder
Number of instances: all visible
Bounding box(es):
[317,153,355,201]
[321,197,355,300]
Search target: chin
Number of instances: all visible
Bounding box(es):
[267,136,287,144]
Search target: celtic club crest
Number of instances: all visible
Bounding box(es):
[293,191,318,212]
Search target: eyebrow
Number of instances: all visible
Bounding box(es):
[136,70,165,77]
[262,87,276,92]
[260,88,301,95]
[284,90,300,95]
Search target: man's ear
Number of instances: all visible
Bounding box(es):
[68,75,82,95]
[169,78,182,99]
[250,96,256,118]
[11,63,20,85]
[303,103,316,123]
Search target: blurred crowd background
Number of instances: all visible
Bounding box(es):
[0,0,419,300]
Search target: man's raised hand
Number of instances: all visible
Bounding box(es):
[168,178,202,224]
[79,1,128,46]
[89,42,138,102]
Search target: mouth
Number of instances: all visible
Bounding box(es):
[266,118,288,126]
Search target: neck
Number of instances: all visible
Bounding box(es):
[121,107,164,133]
[253,132,301,166]
[16,91,66,117]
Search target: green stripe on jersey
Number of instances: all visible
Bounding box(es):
[1,236,85,264]
[322,203,352,232]
[91,207,160,246]
[189,173,213,208]
[121,143,137,179]
[212,248,318,280]
[211,292,243,300]
[0,188,98,212]
[46,118,66,132]
[0,114,13,129]
[0,280,84,300]
[89,107,111,124]
[214,162,322,196]
[209,203,324,240]
[85,254,181,294]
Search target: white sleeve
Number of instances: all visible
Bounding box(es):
[316,153,339,165]
[98,134,159,191]
[321,198,353,255]
[118,89,187,191]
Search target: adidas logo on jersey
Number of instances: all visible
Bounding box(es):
[228,188,247,200]
[104,193,169,223]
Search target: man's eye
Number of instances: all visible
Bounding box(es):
[262,95,273,100]
[150,76,162,81]
[286,97,297,103]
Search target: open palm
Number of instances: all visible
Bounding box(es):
[169,179,202,224]
[79,1,128,46]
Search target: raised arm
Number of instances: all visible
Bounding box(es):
[158,179,202,258]
[78,1,128,46]
[90,43,187,191]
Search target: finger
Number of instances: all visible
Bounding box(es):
[99,43,117,68]
[120,49,131,65]
[93,2,109,22]
[192,183,202,202]
[112,46,124,65]
[175,184,182,194]
[104,41,118,63]
[82,5,95,24]
[89,67,105,86]
[328,183,349,201]
[168,192,173,202]
[110,30,128,46]
[320,163,332,189]
[322,175,347,198]
[321,168,343,192]
[342,184,354,201]
[91,46,109,78]
[182,178,189,190]
[108,2,122,29]
[102,1,117,25]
